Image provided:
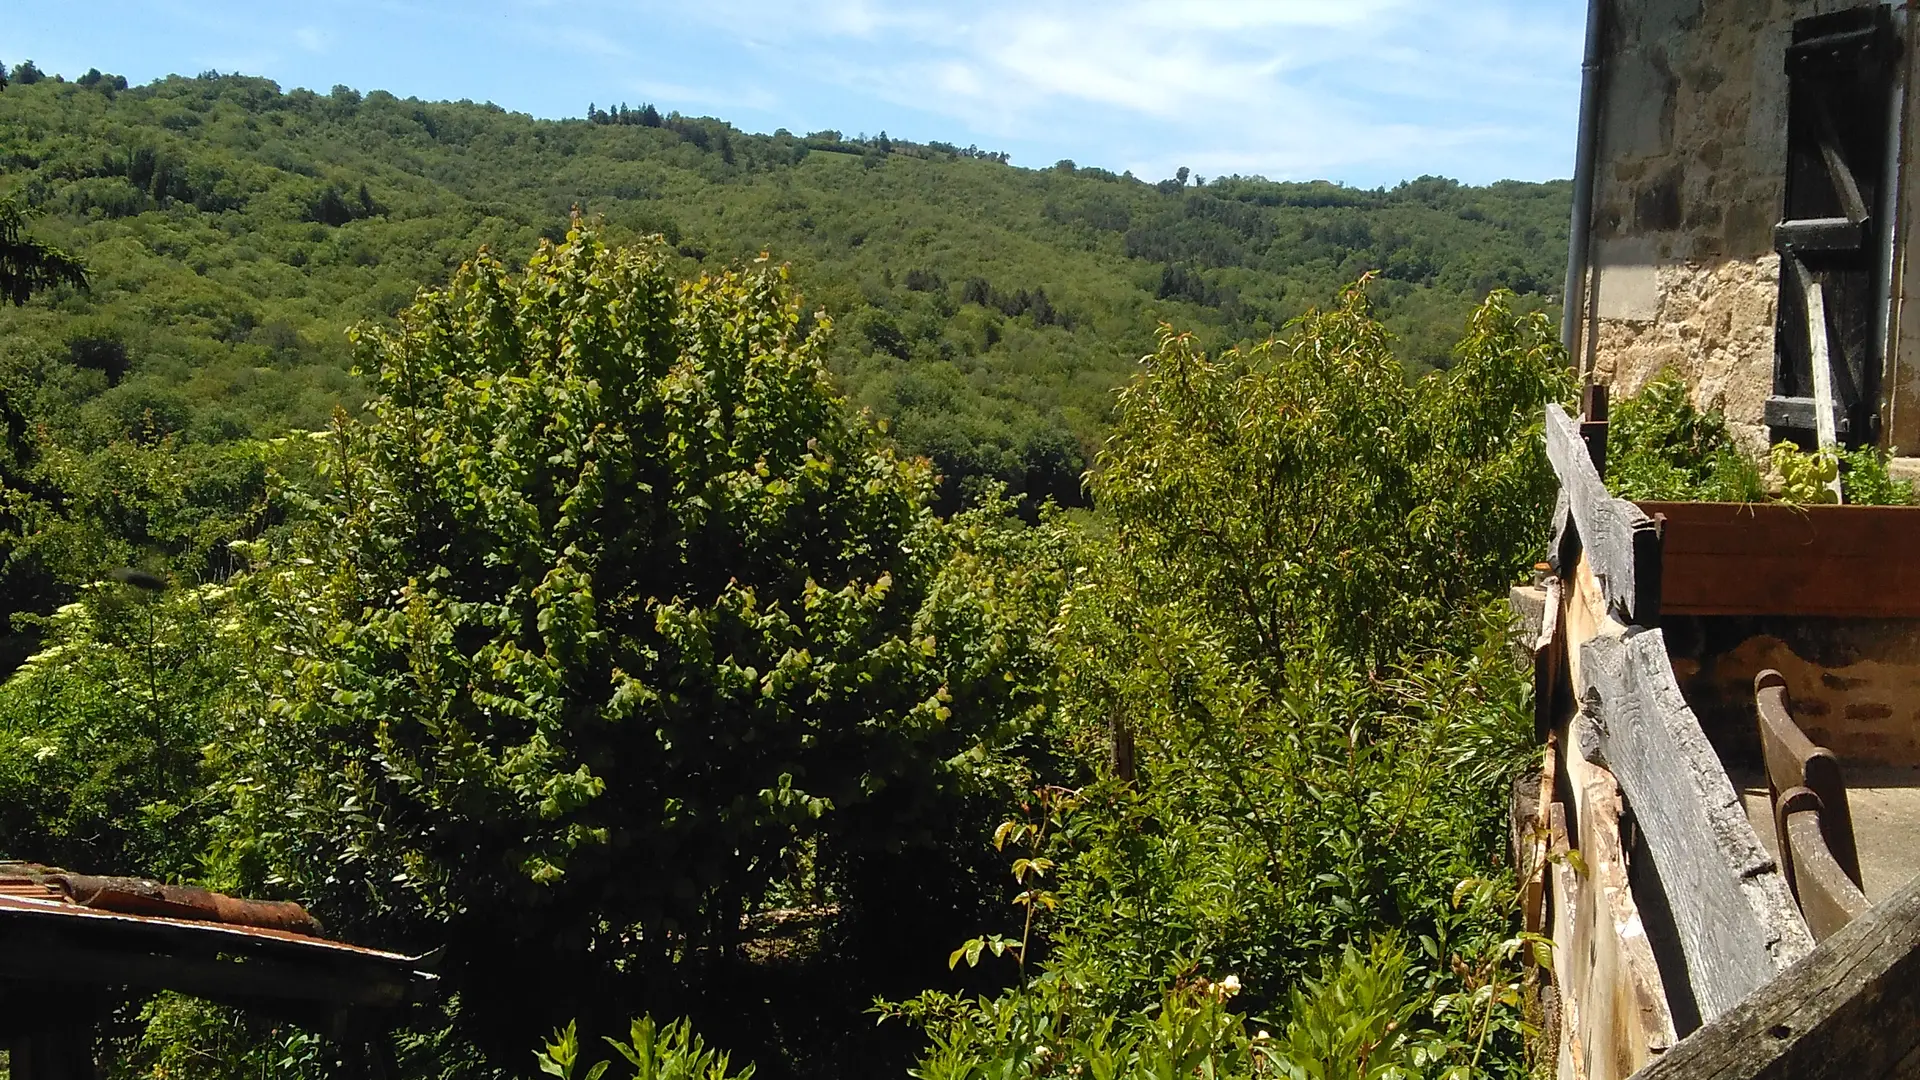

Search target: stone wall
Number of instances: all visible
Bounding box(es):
[1580,0,1899,448]
[1590,256,1782,452]
[1664,614,1920,767]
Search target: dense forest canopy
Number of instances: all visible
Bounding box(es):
[0,65,1569,509]
[0,59,1590,1080]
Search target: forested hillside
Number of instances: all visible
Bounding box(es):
[0,66,1569,506]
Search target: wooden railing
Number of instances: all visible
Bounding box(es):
[1632,868,1920,1079]
[1532,396,1920,1078]
[1529,401,1813,1079]
[1573,630,1806,1020]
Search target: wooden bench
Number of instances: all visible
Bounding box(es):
[1755,670,1868,939]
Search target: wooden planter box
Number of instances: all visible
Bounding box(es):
[1639,501,1920,619]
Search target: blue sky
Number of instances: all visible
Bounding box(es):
[5,1,1588,188]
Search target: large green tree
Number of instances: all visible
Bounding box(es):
[891,289,1573,1078]
[208,226,1050,1061]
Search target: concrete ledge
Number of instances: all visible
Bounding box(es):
[1885,456,1920,494]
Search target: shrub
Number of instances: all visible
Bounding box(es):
[1605,373,1763,502]
[535,1017,754,1080]
[886,288,1569,1077]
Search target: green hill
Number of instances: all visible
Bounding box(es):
[0,66,1571,506]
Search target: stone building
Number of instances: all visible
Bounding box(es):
[1565,0,1920,465]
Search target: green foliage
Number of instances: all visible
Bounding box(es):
[536,1018,755,1080]
[0,398,277,670]
[0,132,1574,1074]
[1606,371,1914,505]
[0,578,245,876]
[204,226,1049,1059]
[1770,442,1916,506]
[890,934,1533,1079]
[1770,442,1841,505]
[1091,285,1571,670]
[1604,372,1765,503]
[1838,445,1916,505]
[106,993,329,1080]
[889,974,1266,1080]
[1269,941,1446,1080]
[885,291,1569,1078]
[0,194,86,305]
[0,71,1567,507]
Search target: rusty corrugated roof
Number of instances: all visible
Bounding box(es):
[0,864,437,1008]
[0,892,425,962]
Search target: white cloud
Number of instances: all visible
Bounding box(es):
[640,0,1580,182]
[294,26,332,53]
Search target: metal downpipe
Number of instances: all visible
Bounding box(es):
[1562,0,1609,365]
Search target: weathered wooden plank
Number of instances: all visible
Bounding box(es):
[1561,731,1676,1079]
[1629,866,1920,1080]
[1813,99,1871,226]
[1515,578,1563,740]
[1788,255,1844,482]
[1546,404,1659,625]
[1578,631,1812,1022]
[1764,394,1848,431]
[1636,501,1920,618]
[1774,217,1868,252]
[1547,800,1585,1080]
[1511,770,1546,935]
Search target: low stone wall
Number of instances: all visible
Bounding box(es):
[1664,614,1920,767]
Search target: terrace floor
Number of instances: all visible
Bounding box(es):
[1735,765,1920,904]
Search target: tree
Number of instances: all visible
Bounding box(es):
[212,226,1047,1059]
[0,197,86,306]
[891,288,1573,1078]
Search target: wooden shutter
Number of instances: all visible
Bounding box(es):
[1768,5,1902,448]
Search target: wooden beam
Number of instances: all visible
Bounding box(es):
[1763,394,1848,434]
[1630,864,1920,1079]
[1814,97,1871,226]
[1522,578,1563,740]
[1546,404,1660,625]
[1755,671,1861,888]
[1789,255,1845,497]
[1511,770,1547,935]
[1777,789,1870,942]
[1635,501,1920,618]
[1559,725,1676,1078]
[1774,217,1869,253]
[1577,631,1812,1022]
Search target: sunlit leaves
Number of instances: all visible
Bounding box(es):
[208,227,1053,1052]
